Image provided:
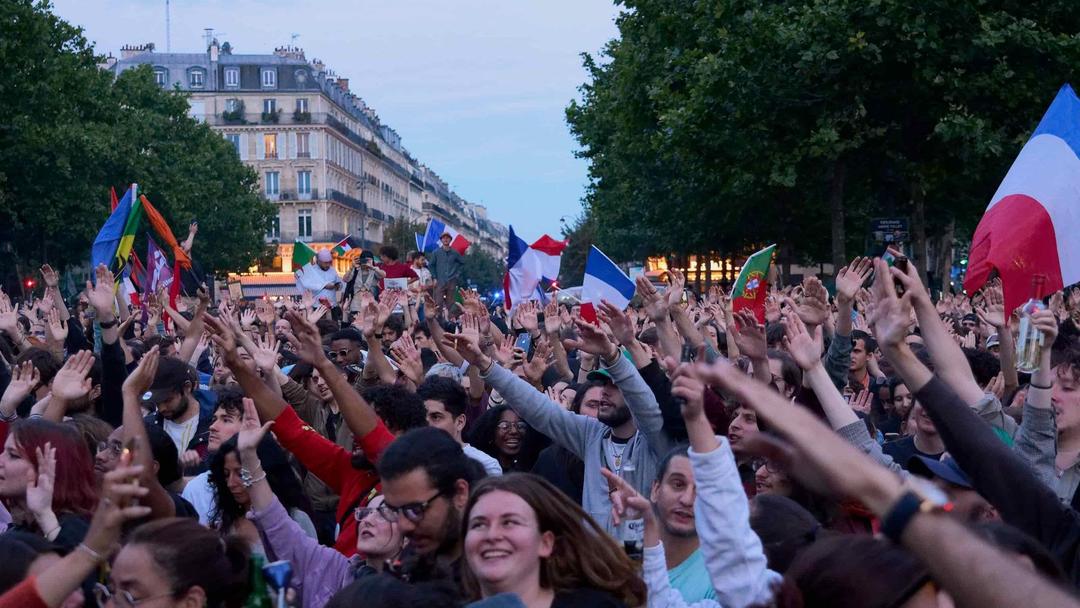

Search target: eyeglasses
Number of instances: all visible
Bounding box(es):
[354,506,393,523]
[97,440,123,456]
[764,460,786,474]
[93,583,173,607]
[496,421,528,433]
[377,490,446,523]
[327,348,352,359]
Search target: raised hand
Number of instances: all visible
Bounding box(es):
[573,319,618,359]
[83,463,152,556]
[251,332,280,373]
[45,308,66,343]
[39,264,60,289]
[850,389,872,414]
[240,308,257,329]
[600,468,649,527]
[204,314,240,361]
[868,258,915,349]
[729,309,767,360]
[0,296,21,337]
[665,270,686,309]
[390,335,425,386]
[307,303,329,323]
[460,313,482,346]
[237,397,272,454]
[976,280,1006,330]
[255,299,276,328]
[85,264,116,319]
[543,299,562,335]
[796,276,830,327]
[441,331,487,367]
[26,443,57,521]
[517,301,540,334]
[835,257,873,306]
[782,313,823,371]
[282,310,327,365]
[636,275,668,323]
[764,295,782,324]
[1,361,40,415]
[50,350,95,403]
[123,346,161,397]
[492,334,516,366]
[522,338,553,383]
[667,359,706,420]
[598,300,635,347]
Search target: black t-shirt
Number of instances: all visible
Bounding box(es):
[882,436,943,470]
[171,491,198,518]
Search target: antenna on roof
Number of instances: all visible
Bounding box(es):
[290,33,300,45]
[165,0,171,52]
[203,28,226,49]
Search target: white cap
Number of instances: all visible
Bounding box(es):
[316,249,332,262]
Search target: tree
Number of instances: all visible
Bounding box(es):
[462,248,505,294]
[381,217,425,257]
[558,214,596,287]
[0,0,274,277]
[567,0,1080,278]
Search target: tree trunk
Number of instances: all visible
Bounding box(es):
[830,159,848,273]
[933,219,955,296]
[911,185,929,285]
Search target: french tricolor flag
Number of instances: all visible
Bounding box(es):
[504,226,567,309]
[965,84,1080,313]
[420,218,470,255]
[580,245,635,324]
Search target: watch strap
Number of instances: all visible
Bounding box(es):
[881,491,922,543]
[98,318,119,329]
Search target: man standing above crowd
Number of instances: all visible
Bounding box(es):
[429,231,464,311]
[295,249,342,304]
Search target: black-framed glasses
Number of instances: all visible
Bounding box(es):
[93,583,173,607]
[377,490,446,523]
[496,421,528,433]
[97,440,123,456]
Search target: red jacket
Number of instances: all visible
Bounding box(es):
[271,406,394,556]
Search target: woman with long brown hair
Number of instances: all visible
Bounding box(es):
[461,473,646,607]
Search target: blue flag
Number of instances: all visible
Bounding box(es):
[91,187,134,274]
[421,219,447,253]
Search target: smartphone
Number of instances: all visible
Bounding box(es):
[515,332,533,354]
[893,256,909,296]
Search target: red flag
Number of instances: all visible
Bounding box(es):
[109,187,119,212]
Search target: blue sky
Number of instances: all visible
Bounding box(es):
[50,0,622,239]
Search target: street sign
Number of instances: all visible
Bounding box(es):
[870,218,909,243]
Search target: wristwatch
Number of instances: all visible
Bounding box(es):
[98,318,119,329]
[881,477,953,542]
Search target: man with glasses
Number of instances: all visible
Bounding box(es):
[328,328,364,367]
[377,426,483,586]
[94,421,198,518]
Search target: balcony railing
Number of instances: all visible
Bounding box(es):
[327,189,367,213]
[277,189,319,201]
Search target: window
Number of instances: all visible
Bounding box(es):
[263,99,276,114]
[266,214,280,239]
[225,134,240,154]
[154,69,167,87]
[189,69,204,88]
[225,98,240,112]
[297,209,312,239]
[298,171,312,195]
[225,67,239,87]
[297,132,310,158]
[262,68,276,88]
[265,171,279,196]
[263,133,278,159]
[296,98,309,113]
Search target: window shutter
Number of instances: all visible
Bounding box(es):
[256,133,265,160]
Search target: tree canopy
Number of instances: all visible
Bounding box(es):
[0,0,273,280]
[567,0,1080,278]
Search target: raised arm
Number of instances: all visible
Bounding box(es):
[1009,309,1060,490]
[120,347,179,518]
[637,276,682,363]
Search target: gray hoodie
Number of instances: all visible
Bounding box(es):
[481,353,676,540]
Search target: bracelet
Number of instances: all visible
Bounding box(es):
[1030,381,1054,390]
[43,525,61,541]
[98,318,119,329]
[240,468,267,488]
[479,357,496,376]
[77,543,105,562]
[881,492,922,543]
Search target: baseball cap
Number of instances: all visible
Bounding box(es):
[986,333,1000,348]
[586,368,613,384]
[909,454,973,489]
[141,357,196,406]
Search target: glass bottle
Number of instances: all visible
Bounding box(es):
[245,555,273,608]
[1016,274,1047,373]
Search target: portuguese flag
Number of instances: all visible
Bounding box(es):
[292,240,317,269]
[731,244,776,323]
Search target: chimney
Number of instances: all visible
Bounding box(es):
[311,58,325,73]
[337,78,349,93]
[120,43,154,59]
[209,38,219,62]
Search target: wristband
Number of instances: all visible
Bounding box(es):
[881,492,922,543]
[77,542,105,562]
[1029,381,1054,390]
[98,318,119,329]
[240,468,267,488]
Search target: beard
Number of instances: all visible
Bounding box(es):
[598,403,632,428]
[654,503,697,538]
[435,502,462,556]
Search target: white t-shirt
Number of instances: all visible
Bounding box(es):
[163,413,199,455]
[414,266,433,289]
[181,471,215,525]
[463,443,503,477]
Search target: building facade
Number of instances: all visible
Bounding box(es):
[109,41,507,292]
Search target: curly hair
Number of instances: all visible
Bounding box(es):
[362,385,426,434]
[461,473,646,607]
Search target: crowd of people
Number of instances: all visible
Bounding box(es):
[2,242,1080,608]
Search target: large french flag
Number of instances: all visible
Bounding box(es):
[504,226,568,308]
[965,84,1080,314]
[420,218,470,255]
[580,245,635,323]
